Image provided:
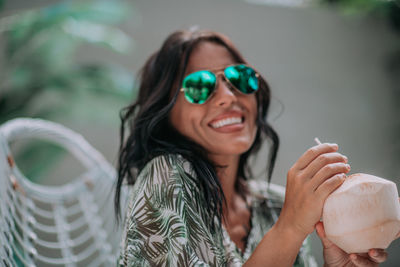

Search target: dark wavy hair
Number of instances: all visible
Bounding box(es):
[114,29,279,230]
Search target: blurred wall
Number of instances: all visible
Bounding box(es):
[3,0,400,266]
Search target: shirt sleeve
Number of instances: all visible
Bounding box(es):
[294,236,318,267]
[119,155,222,267]
[250,180,318,267]
[267,185,318,267]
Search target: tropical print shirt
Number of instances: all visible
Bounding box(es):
[119,154,317,266]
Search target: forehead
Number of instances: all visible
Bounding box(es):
[185,42,236,74]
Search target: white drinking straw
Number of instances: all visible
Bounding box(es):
[314,137,322,145]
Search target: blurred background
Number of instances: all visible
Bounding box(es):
[1,0,399,266]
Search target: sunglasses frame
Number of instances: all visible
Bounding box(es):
[180,64,260,104]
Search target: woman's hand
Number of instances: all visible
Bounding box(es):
[316,221,389,267]
[277,143,350,237]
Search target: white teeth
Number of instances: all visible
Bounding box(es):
[211,117,242,128]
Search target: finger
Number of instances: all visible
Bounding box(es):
[311,162,350,191]
[315,221,335,249]
[350,254,377,267]
[315,173,346,200]
[301,152,348,181]
[368,249,388,263]
[293,143,338,170]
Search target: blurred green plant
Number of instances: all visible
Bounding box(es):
[319,0,400,89]
[0,0,134,123]
[0,0,135,182]
[320,0,400,32]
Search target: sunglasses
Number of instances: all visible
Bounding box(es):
[180,64,260,104]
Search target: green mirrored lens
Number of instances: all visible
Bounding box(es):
[224,64,258,94]
[182,71,216,104]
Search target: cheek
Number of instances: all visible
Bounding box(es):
[169,98,186,134]
[169,95,203,138]
[249,96,259,140]
[249,95,258,124]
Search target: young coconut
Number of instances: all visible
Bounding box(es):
[322,173,400,253]
[313,138,400,253]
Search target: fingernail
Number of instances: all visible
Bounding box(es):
[350,254,357,260]
[372,250,378,257]
[330,143,338,149]
[343,155,348,161]
[345,164,351,170]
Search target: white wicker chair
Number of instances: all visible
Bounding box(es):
[0,118,128,267]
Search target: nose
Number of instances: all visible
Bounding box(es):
[212,75,237,107]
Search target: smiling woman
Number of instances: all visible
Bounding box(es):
[114,29,391,266]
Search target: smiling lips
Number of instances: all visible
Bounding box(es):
[208,111,245,133]
[210,117,243,128]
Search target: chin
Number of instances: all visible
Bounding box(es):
[217,141,254,155]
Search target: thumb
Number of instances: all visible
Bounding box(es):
[316,221,335,249]
[349,254,375,267]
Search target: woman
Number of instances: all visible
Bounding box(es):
[115,29,388,266]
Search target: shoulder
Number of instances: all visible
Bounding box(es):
[135,154,196,189]
[123,154,200,216]
[141,154,195,176]
[120,154,224,266]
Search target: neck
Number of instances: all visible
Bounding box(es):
[209,154,240,214]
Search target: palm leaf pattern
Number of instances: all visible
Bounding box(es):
[119,154,317,267]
